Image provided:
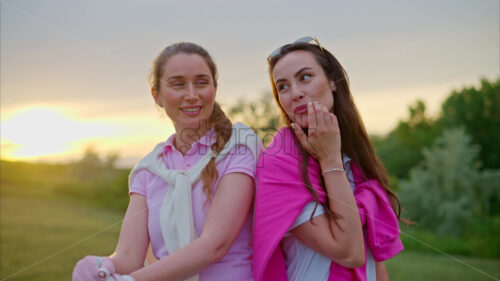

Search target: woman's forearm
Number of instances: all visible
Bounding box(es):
[322,159,365,266]
[110,194,150,274]
[129,235,220,281]
[376,262,390,281]
[110,249,147,275]
[130,173,254,281]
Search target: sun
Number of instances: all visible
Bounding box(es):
[1,105,176,166]
[1,107,114,161]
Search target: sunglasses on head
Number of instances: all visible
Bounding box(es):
[268,36,326,60]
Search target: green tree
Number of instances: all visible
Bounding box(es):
[399,128,500,235]
[373,100,441,179]
[438,78,500,169]
[227,91,283,146]
[71,147,121,181]
[73,146,102,179]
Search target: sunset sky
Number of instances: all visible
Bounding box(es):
[1,0,498,167]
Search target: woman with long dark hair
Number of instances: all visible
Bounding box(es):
[253,37,404,281]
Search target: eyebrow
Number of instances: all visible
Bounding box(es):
[167,76,184,81]
[167,74,210,81]
[275,67,312,84]
[194,74,211,79]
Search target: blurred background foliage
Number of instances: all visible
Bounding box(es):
[226,91,283,146]
[373,78,500,259]
[1,77,499,280]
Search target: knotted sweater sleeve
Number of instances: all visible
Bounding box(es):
[354,180,404,262]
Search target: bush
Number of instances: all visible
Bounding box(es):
[55,167,130,212]
[399,128,500,236]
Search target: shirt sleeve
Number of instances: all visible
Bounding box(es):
[355,180,404,261]
[290,201,325,230]
[220,144,256,179]
[129,169,153,197]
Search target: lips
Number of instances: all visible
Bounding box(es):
[294,104,308,115]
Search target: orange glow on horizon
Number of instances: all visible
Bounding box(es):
[1,106,174,164]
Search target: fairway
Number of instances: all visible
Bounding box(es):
[386,250,500,280]
[1,184,499,281]
[0,187,122,281]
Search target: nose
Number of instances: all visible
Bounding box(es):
[290,84,304,101]
[184,83,198,101]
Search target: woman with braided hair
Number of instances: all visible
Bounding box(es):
[73,42,262,281]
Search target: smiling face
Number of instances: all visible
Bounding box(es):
[152,53,216,134]
[272,50,335,128]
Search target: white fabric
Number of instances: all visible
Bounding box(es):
[365,245,376,281]
[281,155,377,281]
[128,122,261,281]
[282,202,330,281]
[93,257,135,281]
[290,202,325,230]
[112,275,135,281]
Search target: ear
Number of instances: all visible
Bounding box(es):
[151,87,162,107]
[329,81,337,92]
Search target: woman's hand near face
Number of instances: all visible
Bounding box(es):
[291,101,365,267]
[292,101,342,169]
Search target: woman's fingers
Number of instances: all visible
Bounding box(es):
[291,123,309,149]
[307,102,318,134]
[322,105,332,126]
[294,102,340,161]
[292,123,318,157]
[313,102,326,130]
[330,113,338,129]
[311,102,333,133]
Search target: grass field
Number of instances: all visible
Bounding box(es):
[386,251,500,280]
[2,184,499,281]
[0,183,122,281]
[1,159,499,281]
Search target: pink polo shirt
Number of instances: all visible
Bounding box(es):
[129,129,256,281]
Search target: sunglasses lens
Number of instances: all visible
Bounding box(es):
[294,36,313,44]
[268,36,321,59]
[268,47,281,59]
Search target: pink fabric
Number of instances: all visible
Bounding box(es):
[129,129,257,281]
[253,127,403,281]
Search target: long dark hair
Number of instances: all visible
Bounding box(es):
[268,42,405,222]
[149,42,233,201]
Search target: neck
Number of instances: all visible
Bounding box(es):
[173,124,212,155]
